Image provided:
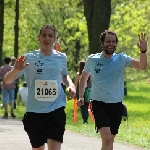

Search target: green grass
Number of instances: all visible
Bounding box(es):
[0,103,26,119]
[0,80,150,149]
[65,80,150,149]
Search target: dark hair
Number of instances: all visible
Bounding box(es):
[22,82,27,87]
[78,61,85,75]
[100,30,118,44]
[38,24,56,36]
[4,57,11,64]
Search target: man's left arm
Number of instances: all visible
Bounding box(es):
[130,33,148,70]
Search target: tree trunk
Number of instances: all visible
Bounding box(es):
[0,0,4,66]
[14,0,19,58]
[83,0,111,54]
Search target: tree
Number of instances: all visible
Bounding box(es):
[2,0,150,81]
[0,0,4,66]
[14,0,19,58]
[82,0,111,54]
[34,0,88,76]
[110,0,150,82]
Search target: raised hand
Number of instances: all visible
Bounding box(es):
[14,56,29,71]
[137,33,148,52]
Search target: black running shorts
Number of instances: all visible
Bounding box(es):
[91,100,124,135]
[22,107,66,148]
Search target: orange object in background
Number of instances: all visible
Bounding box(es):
[73,99,94,123]
[73,98,77,123]
[54,42,61,52]
[88,103,95,122]
[54,35,61,52]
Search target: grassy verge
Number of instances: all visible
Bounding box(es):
[65,80,150,149]
[0,80,150,149]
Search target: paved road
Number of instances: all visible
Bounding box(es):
[0,117,146,150]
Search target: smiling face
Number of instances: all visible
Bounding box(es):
[102,34,117,56]
[38,27,56,52]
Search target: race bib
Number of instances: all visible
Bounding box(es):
[35,80,58,102]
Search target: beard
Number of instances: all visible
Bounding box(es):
[103,46,116,55]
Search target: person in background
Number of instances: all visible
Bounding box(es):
[18,82,28,106]
[77,31,148,150]
[147,79,150,84]
[11,56,19,109]
[4,24,76,150]
[53,34,66,93]
[11,56,16,66]
[74,61,91,124]
[53,35,61,52]
[0,57,16,118]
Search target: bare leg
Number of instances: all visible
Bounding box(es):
[99,127,115,150]
[47,139,61,150]
[32,144,45,150]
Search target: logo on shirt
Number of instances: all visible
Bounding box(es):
[37,69,43,74]
[95,62,103,74]
[35,61,44,66]
[44,82,48,86]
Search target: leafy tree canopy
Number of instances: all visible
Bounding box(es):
[2,0,150,80]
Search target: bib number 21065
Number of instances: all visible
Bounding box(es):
[35,80,58,102]
[37,88,56,96]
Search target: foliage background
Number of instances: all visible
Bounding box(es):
[3,0,150,80]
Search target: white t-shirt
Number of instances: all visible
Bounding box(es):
[18,87,28,105]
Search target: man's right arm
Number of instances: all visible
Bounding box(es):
[77,71,89,107]
[79,71,89,99]
[4,69,19,84]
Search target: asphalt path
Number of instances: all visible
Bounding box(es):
[0,117,146,150]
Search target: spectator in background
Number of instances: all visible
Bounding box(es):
[0,57,16,118]
[11,56,19,109]
[53,35,61,52]
[74,61,91,124]
[53,35,66,93]
[18,82,28,106]
[147,79,150,84]
[11,56,16,66]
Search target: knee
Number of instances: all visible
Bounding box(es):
[103,134,114,146]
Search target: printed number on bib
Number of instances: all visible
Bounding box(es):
[35,80,58,101]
